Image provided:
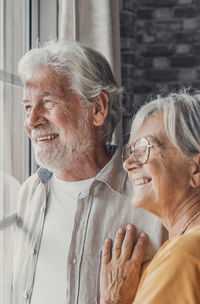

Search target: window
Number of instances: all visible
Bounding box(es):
[0,2,59,302]
[0,0,25,182]
[0,0,59,183]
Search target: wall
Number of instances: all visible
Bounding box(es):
[120,0,200,142]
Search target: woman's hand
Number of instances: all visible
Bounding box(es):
[100,225,148,304]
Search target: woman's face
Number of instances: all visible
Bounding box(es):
[123,113,194,217]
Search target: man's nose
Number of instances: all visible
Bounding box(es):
[26,106,47,129]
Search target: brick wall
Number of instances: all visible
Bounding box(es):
[120,0,200,141]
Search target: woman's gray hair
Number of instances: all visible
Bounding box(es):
[130,90,200,157]
[18,39,122,143]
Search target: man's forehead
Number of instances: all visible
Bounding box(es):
[23,87,67,101]
[24,88,56,96]
[24,74,68,98]
[25,66,68,89]
[25,74,60,88]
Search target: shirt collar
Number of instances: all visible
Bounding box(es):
[94,147,127,195]
[37,167,52,183]
[37,146,127,194]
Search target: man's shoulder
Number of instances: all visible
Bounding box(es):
[22,171,39,187]
[17,168,51,213]
[97,146,128,193]
[21,167,52,193]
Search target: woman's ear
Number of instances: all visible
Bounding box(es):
[190,154,200,188]
[92,91,109,126]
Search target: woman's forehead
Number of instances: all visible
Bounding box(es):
[130,113,166,142]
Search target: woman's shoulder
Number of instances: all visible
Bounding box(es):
[136,226,200,304]
[158,225,200,264]
[143,226,200,278]
[174,226,200,259]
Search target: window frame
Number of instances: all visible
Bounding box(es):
[28,0,59,177]
[0,0,59,181]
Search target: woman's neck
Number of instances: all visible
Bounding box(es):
[161,193,200,239]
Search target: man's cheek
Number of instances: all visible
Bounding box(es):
[24,123,31,137]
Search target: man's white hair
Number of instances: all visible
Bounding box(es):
[18,39,123,143]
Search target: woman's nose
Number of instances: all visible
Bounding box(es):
[123,153,142,172]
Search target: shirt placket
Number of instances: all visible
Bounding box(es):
[21,185,47,304]
[66,187,95,304]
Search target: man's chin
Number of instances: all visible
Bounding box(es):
[34,151,58,170]
[35,157,54,171]
[34,154,76,172]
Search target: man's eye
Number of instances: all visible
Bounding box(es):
[24,104,32,112]
[43,99,56,107]
[44,99,57,104]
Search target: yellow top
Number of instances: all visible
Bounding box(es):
[134,225,200,304]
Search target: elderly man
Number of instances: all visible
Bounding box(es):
[8,40,166,304]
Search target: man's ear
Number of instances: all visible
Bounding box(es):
[190,154,200,188]
[92,91,109,126]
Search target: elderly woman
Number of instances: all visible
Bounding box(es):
[100,92,200,304]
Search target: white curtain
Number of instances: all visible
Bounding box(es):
[59,0,122,145]
[0,1,24,302]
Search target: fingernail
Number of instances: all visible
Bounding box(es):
[127,224,132,231]
[140,232,147,238]
[118,227,124,234]
[105,238,110,243]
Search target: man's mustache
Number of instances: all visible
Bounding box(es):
[31,125,60,139]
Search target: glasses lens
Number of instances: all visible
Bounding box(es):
[134,137,149,164]
[122,144,131,161]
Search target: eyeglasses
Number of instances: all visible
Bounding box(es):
[122,137,155,164]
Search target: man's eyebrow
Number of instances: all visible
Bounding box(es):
[22,99,29,104]
[40,91,56,97]
[21,91,56,104]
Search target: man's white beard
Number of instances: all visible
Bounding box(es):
[32,110,93,172]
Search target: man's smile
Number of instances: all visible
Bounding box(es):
[35,133,59,142]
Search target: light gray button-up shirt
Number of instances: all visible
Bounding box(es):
[8,148,166,304]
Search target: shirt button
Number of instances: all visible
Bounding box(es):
[23,292,29,299]
[29,249,36,255]
[40,206,45,214]
[72,257,76,265]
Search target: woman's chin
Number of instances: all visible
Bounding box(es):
[131,197,145,208]
[131,196,152,211]
[131,197,159,218]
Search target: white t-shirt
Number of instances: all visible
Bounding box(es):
[30,174,94,304]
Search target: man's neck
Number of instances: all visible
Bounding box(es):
[54,147,113,182]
